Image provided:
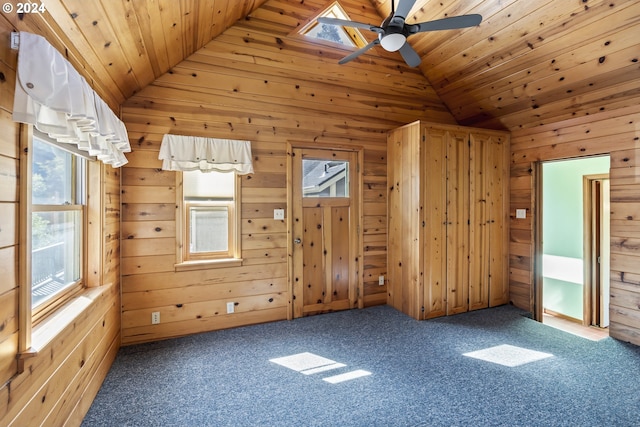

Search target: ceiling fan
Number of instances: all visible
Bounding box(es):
[317,0,482,67]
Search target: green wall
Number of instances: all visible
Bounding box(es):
[542,156,610,320]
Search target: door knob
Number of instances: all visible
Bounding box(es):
[294,238,302,244]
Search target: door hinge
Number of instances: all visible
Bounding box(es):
[422,135,426,142]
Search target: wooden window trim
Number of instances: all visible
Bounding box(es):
[184,201,234,261]
[17,125,103,370]
[174,171,242,271]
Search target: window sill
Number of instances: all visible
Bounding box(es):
[32,285,107,351]
[175,258,243,272]
[17,285,109,372]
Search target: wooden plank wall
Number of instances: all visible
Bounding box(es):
[120,0,456,345]
[0,16,121,427]
[510,104,640,346]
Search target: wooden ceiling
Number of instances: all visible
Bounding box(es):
[379,0,640,131]
[2,0,638,132]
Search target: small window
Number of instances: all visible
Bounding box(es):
[300,2,367,48]
[302,159,349,197]
[31,135,86,314]
[182,170,239,261]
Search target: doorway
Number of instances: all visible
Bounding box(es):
[290,146,362,318]
[538,156,610,334]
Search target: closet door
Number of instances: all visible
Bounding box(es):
[469,132,510,309]
[445,130,470,315]
[422,127,448,319]
[469,133,491,310]
[487,133,510,306]
[387,123,423,319]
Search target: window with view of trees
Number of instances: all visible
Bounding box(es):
[31,136,85,311]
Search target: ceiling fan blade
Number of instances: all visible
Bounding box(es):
[338,39,380,64]
[316,17,383,33]
[398,42,421,67]
[411,14,483,33]
[394,0,418,19]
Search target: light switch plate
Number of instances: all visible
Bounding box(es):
[274,209,285,220]
[516,209,527,219]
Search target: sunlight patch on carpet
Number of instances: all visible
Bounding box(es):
[270,352,370,383]
[323,369,372,384]
[270,352,337,372]
[463,344,553,367]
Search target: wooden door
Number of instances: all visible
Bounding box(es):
[469,132,490,310]
[584,174,610,328]
[469,132,510,309]
[422,127,448,319]
[292,148,360,318]
[387,124,423,319]
[486,133,509,307]
[445,130,470,315]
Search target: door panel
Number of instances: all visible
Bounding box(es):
[469,132,489,310]
[422,128,447,319]
[586,176,610,328]
[302,207,325,308]
[330,206,350,302]
[446,131,470,315]
[487,134,509,307]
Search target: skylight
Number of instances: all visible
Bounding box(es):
[301,2,367,48]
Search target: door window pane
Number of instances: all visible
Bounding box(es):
[302,159,349,197]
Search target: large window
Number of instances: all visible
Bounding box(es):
[30,134,86,317]
[182,170,240,263]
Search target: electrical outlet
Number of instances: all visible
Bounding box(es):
[151,311,160,324]
[227,302,235,314]
[274,209,285,220]
[378,275,385,286]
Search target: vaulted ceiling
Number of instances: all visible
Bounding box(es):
[2,0,638,132]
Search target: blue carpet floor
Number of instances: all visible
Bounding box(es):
[82,305,640,426]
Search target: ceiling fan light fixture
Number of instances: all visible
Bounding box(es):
[379,33,406,52]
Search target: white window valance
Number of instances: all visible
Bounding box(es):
[12,32,130,167]
[159,134,254,174]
